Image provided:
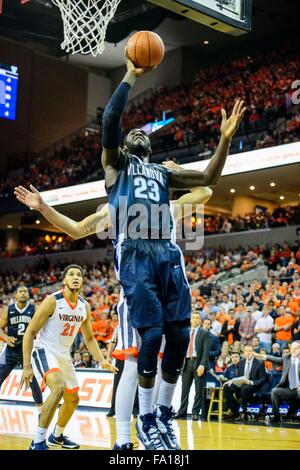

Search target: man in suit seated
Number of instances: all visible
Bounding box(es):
[255,341,300,422]
[223,344,266,421]
[175,312,211,421]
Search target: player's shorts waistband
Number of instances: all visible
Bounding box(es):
[114,236,172,246]
[33,344,70,358]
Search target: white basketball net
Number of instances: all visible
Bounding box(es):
[51,0,122,56]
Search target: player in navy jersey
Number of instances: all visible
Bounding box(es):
[100,52,246,449]
[0,286,43,408]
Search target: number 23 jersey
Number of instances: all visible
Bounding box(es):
[35,290,87,355]
[106,153,173,241]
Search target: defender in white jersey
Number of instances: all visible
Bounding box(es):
[21,265,117,451]
[32,289,87,393]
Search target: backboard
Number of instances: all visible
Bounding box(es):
[148,0,252,36]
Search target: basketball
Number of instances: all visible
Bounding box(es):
[126,31,165,68]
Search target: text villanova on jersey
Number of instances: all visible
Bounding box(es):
[103,155,205,249]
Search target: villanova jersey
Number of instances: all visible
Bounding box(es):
[7,302,35,353]
[106,153,173,241]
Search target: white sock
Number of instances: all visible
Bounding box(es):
[34,426,47,444]
[156,378,177,408]
[116,357,138,445]
[116,421,131,446]
[138,385,155,416]
[54,424,65,438]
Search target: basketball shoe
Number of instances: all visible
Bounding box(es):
[29,440,48,450]
[112,442,134,450]
[135,413,166,450]
[155,405,181,450]
[48,433,79,449]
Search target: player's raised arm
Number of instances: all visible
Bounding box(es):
[80,303,118,374]
[0,307,17,348]
[21,296,56,390]
[169,100,246,189]
[172,187,213,222]
[14,185,111,239]
[101,54,148,180]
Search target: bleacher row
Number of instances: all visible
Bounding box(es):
[0,44,299,199]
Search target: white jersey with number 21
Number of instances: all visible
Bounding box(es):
[35,290,87,355]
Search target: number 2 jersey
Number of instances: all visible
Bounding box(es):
[106,153,173,242]
[34,290,87,355]
[7,302,35,354]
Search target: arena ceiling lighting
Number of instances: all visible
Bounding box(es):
[39,141,300,207]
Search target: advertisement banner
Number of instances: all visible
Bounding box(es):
[0,369,114,408]
[40,142,300,207]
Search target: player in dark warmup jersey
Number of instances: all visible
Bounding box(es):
[0,286,43,408]
[101,51,246,449]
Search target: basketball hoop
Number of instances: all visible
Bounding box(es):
[51,0,122,56]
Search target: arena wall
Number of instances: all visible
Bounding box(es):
[109,47,183,101]
[0,38,32,172]
[0,37,88,169]
[201,225,300,250]
[87,72,111,117]
[1,226,299,272]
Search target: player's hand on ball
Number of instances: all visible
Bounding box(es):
[14,184,44,211]
[6,336,17,348]
[100,360,119,374]
[221,100,247,140]
[20,366,34,391]
[125,48,156,76]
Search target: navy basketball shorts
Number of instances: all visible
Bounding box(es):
[114,239,191,328]
[0,345,43,405]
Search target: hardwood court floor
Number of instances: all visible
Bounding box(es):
[1,404,299,450]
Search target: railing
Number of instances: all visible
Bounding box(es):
[217,263,268,288]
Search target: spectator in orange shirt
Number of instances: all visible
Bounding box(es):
[216,307,229,325]
[274,306,293,350]
[273,279,287,297]
[292,286,300,307]
[240,256,252,272]
[221,308,240,345]
[92,311,114,346]
[284,293,299,318]
[267,292,281,308]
